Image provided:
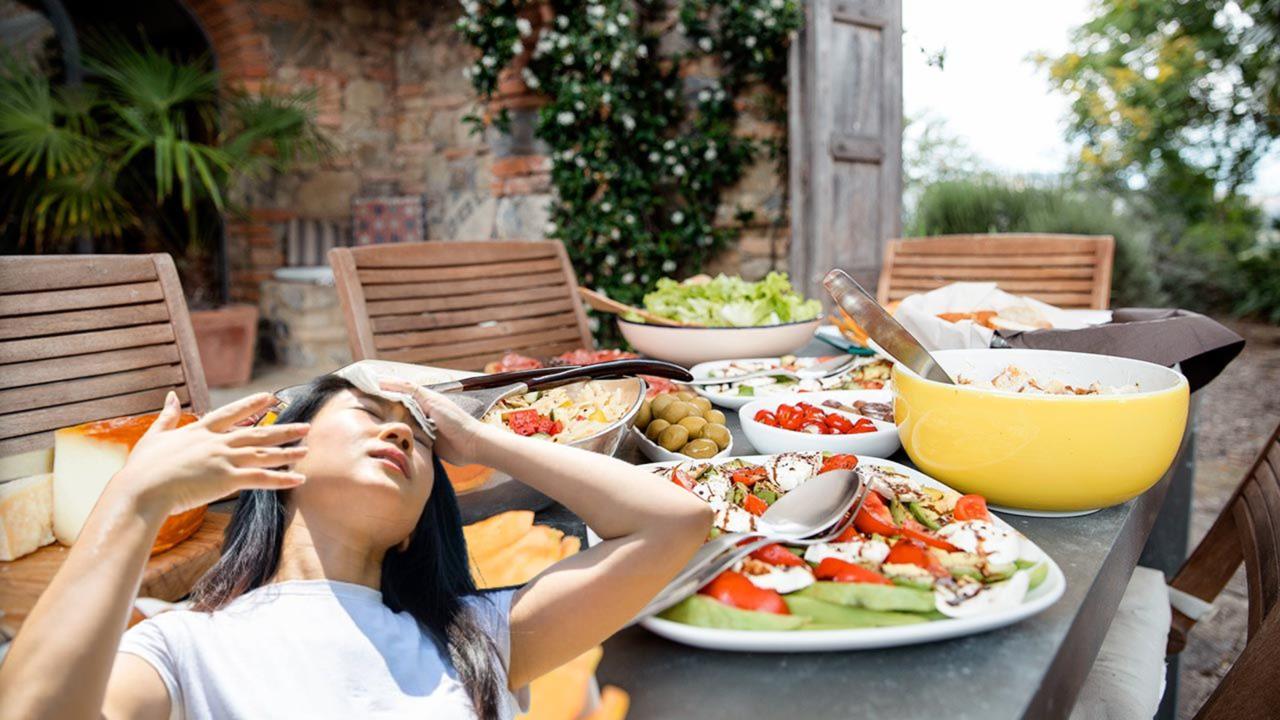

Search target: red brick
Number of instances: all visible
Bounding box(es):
[491,155,551,178]
[443,147,476,161]
[251,208,295,222]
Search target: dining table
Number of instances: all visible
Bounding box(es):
[533,339,1197,720]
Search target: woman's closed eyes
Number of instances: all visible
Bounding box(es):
[357,403,432,449]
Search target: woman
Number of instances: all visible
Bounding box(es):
[0,375,711,719]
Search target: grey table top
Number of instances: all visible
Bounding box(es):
[535,340,1188,720]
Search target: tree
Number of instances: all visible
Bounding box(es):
[1038,0,1279,218]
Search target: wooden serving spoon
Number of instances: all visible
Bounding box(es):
[576,287,698,327]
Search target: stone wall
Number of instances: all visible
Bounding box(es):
[183,0,788,304]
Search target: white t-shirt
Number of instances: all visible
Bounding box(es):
[118,580,529,720]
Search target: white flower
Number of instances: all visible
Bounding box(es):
[605,22,618,36]
[605,254,618,266]
[745,36,757,48]
[462,66,473,79]
[461,0,478,14]
[516,17,532,36]
[601,92,612,105]
[621,115,635,131]
[640,274,649,283]
[671,211,685,223]
[610,54,622,69]
[665,155,676,164]
[664,88,675,100]
[481,55,496,68]
[601,201,613,212]
[698,37,713,52]
[556,16,568,28]
[697,89,710,102]
[621,271,635,283]
[648,151,660,163]
[771,0,784,8]
[564,53,575,65]
[673,164,686,176]
[557,35,570,49]
[558,111,575,125]
[636,44,649,59]
[545,221,558,234]
[521,68,540,89]
[612,228,622,240]
[704,147,717,160]
[715,89,726,101]
[764,17,776,29]
[625,213,636,224]
[662,259,677,272]
[575,156,587,167]
[588,4,605,18]
[511,39,525,54]
[699,235,712,247]
[663,140,675,150]
[574,100,585,111]
[619,13,631,26]
[588,316,600,331]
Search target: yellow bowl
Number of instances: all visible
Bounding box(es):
[892,349,1189,513]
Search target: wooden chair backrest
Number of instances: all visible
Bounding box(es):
[876,233,1115,309]
[1167,421,1280,718]
[329,241,595,371]
[0,254,210,457]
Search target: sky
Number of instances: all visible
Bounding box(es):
[901,0,1280,211]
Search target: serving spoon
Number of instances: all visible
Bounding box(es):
[577,287,700,327]
[629,468,867,623]
[683,354,858,387]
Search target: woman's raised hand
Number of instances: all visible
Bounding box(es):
[113,391,311,518]
[378,380,495,467]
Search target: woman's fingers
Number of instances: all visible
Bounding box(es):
[232,467,307,490]
[200,393,278,432]
[229,446,308,468]
[141,391,183,439]
[226,423,311,447]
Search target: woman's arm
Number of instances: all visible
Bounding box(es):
[0,392,310,720]
[384,382,712,688]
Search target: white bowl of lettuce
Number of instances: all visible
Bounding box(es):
[618,273,822,367]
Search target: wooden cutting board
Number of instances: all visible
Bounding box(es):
[0,512,229,637]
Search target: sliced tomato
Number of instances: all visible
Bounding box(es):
[775,405,803,431]
[953,494,991,522]
[833,523,861,543]
[850,418,877,434]
[820,453,859,473]
[854,491,899,536]
[885,538,949,578]
[670,467,695,491]
[813,557,893,585]
[700,570,789,614]
[750,543,806,567]
[825,414,855,434]
[800,422,827,434]
[731,466,767,488]
[753,410,778,426]
[743,493,768,516]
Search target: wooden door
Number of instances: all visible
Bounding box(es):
[789,0,903,300]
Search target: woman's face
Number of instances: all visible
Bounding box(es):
[289,389,436,548]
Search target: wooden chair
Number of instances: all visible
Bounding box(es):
[876,233,1115,309]
[329,240,595,371]
[0,254,210,457]
[1164,421,1280,718]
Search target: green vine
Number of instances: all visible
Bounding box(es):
[457,0,801,342]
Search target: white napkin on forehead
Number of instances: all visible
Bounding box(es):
[330,360,475,443]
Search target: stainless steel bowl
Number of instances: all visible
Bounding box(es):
[456,377,647,522]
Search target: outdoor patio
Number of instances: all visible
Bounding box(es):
[1,1,1278,719]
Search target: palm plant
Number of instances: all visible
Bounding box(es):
[0,36,330,304]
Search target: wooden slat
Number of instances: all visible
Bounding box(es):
[1243,483,1280,625]
[0,323,174,364]
[0,255,157,294]
[0,344,181,390]
[152,254,209,414]
[362,271,569,301]
[0,385,191,441]
[366,286,572,317]
[374,314,580,350]
[380,326,584,364]
[349,241,558,268]
[892,254,1098,267]
[1234,499,1268,637]
[894,235,1105,255]
[0,364,185,415]
[554,240,598,350]
[0,282,164,317]
[886,288,1095,307]
[0,302,171,340]
[887,278,1098,294]
[0,403,199,457]
[891,266,1097,280]
[370,298,577,334]
[411,340,585,372]
[357,258,563,285]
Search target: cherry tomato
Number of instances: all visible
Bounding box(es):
[731,466,768,488]
[820,453,859,473]
[743,493,768,516]
[813,557,893,585]
[954,494,991,521]
[779,412,804,432]
[750,543,807,567]
[850,418,877,434]
[825,414,855,433]
[800,422,828,434]
[701,570,789,614]
[884,538,949,578]
[753,409,778,426]
[854,492,900,536]
[670,467,695,490]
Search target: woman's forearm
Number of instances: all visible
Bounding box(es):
[0,482,167,719]
[474,426,708,540]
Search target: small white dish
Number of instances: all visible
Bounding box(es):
[630,425,733,463]
[737,390,901,458]
[689,355,893,410]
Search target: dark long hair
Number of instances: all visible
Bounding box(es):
[189,375,503,717]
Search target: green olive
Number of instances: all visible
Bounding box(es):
[650,393,676,416]
[681,438,720,458]
[659,401,695,424]
[678,416,707,439]
[644,418,671,442]
[634,399,652,428]
[658,424,691,451]
[675,390,697,402]
[689,397,712,413]
[703,409,727,425]
[703,423,731,450]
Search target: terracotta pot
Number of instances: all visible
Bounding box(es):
[190,304,259,388]
[489,0,555,112]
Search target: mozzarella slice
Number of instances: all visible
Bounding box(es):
[857,464,927,503]
[936,520,1021,567]
[743,564,815,594]
[935,572,1030,618]
[803,538,891,567]
[769,453,822,492]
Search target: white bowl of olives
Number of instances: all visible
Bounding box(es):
[632,390,734,462]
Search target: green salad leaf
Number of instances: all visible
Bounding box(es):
[635,272,822,327]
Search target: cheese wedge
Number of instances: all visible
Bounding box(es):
[53,412,198,546]
[0,447,54,483]
[0,473,55,561]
